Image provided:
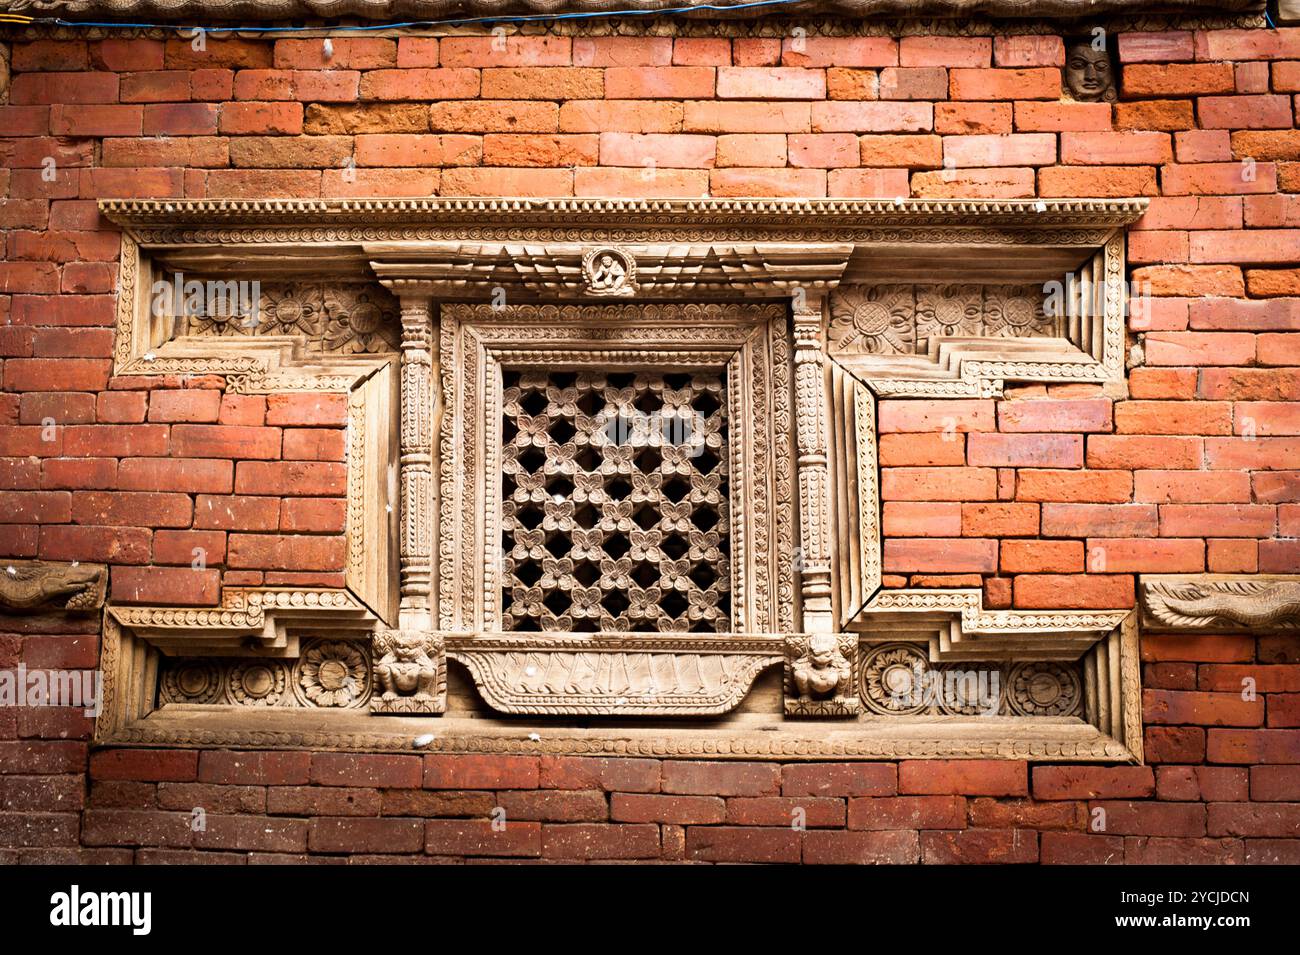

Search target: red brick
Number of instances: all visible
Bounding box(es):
[1087,538,1204,573]
[967,798,1084,830]
[538,756,659,793]
[968,433,1082,468]
[1000,539,1083,574]
[938,102,1012,134]
[1086,435,1202,470]
[199,751,310,785]
[80,810,192,848]
[1014,573,1134,609]
[803,829,919,864]
[883,538,998,573]
[1124,836,1243,864]
[995,35,1065,67]
[424,754,538,790]
[196,815,308,853]
[541,823,659,860]
[1206,728,1300,763]
[72,490,190,528]
[611,793,723,824]
[1040,831,1124,864]
[90,749,198,782]
[883,501,962,537]
[685,826,800,863]
[1088,801,1205,837]
[1133,470,1250,503]
[309,817,422,854]
[1159,504,1276,538]
[811,101,930,132]
[899,760,1027,796]
[1145,726,1207,763]
[424,819,541,857]
[194,494,279,531]
[1155,766,1248,802]
[883,467,998,501]
[311,754,422,789]
[38,524,150,563]
[848,794,965,830]
[1013,101,1110,131]
[111,565,220,605]
[950,68,1059,100]
[171,425,280,460]
[921,829,1037,864]
[661,760,780,797]
[572,37,667,67]
[227,534,345,572]
[997,398,1111,433]
[1039,166,1160,197]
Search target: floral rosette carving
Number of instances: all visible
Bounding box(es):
[227,661,289,707]
[861,643,931,715]
[160,661,223,704]
[916,284,982,341]
[829,285,916,355]
[295,639,370,708]
[1008,662,1082,717]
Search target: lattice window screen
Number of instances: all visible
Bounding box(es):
[499,369,731,633]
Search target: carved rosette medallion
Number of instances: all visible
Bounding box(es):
[784,633,860,717]
[371,629,446,714]
[581,248,637,297]
[294,639,370,708]
[227,661,289,707]
[1008,662,1082,717]
[828,285,915,355]
[861,643,931,716]
[160,661,224,704]
[935,664,1006,717]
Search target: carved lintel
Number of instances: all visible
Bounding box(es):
[793,292,834,632]
[784,633,860,718]
[370,629,446,715]
[0,561,106,615]
[397,294,435,630]
[1141,575,1300,632]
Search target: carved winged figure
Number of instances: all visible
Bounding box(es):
[792,633,852,699]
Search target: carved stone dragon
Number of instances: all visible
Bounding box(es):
[1141,577,1300,631]
[0,561,107,614]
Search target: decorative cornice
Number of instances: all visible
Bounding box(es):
[99,197,1148,234]
[2,0,1264,24]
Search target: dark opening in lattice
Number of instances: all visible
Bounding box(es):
[500,369,731,633]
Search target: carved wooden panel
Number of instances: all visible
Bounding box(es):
[91,198,1150,761]
[499,369,731,634]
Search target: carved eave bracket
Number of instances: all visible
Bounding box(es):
[1141,575,1300,632]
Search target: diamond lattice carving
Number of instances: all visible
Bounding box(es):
[500,369,731,634]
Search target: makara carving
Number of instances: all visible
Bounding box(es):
[1141,575,1300,632]
[0,561,106,614]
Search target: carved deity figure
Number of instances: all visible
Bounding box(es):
[1064,40,1116,102]
[375,631,439,701]
[792,633,852,700]
[590,254,626,292]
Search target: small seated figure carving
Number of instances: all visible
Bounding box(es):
[590,253,626,292]
[792,633,852,700]
[375,632,439,701]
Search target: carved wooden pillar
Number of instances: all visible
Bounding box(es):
[792,290,833,633]
[397,293,435,631]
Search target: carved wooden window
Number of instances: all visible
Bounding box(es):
[498,368,732,634]
[93,198,1146,762]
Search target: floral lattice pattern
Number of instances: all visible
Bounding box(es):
[500,369,731,633]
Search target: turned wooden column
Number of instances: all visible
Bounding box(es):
[397,293,435,630]
[792,290,833,632]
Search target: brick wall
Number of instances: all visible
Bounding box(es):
[1,23,1298,862]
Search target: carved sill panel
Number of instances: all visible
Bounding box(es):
[95,197,1146,761]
